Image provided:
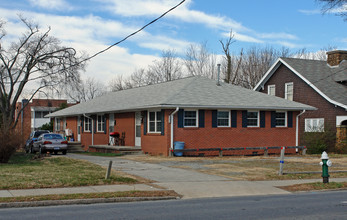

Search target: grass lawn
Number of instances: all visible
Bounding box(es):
[0,153,137,190]
[124,154,347,181]
[0,190,180,203]
[279,182,347,192]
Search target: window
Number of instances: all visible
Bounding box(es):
[285,82,293,101]
[275,112,287,127]
[34,111,51,118]
[97,115,105,132]
[35,111,42,118]
[148,111,162,133]
[84,117,91,132]
[184,110,198,127]
[247,111,259,127]
[305,118,324,132]
[268,85,276,96]
[55,118,61,131]
[217,111,230,127]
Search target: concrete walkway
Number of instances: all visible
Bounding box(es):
[1,154,346,200]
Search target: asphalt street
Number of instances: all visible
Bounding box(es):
[1,191,346,220]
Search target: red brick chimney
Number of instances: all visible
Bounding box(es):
[326,50,347,66]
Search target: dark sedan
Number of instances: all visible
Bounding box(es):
[32,133,68,155]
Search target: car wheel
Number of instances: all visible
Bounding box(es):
[25,147,29,154]
[39,147,45,155]
[54,151,58,155]
[29,146,35,154]
[62,150,67,155]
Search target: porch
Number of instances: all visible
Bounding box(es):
[88,145,142,155]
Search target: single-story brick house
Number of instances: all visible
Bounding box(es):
[47,76,315,156]
[253,50,347,151]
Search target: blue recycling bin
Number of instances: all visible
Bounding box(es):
[174,141,185,157]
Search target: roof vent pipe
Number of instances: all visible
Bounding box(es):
[217,64,221,86]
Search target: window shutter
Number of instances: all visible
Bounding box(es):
[161,109,165,135]
[199,110,205,128]
[143,111,147,135]
[81,117,84,133]
[260,111,266,128]
[271,111,276,128]
[103,115,106,134]
[231,110,237,128]
[242,111,248,128]
[93,116,96,134]
[288,111,293,128]
[178,109,184,128]
[212,110,217,128]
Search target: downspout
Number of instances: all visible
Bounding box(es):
[296,110,306,148]
[83,114,94,145]
[169,107,180,154]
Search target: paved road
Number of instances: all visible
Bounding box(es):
[67,154,290,198]
[1,191,346,219]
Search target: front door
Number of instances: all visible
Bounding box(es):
[77,116,81,142]
[135,112,141,146]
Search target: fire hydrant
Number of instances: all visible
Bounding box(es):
[319,151,332,183]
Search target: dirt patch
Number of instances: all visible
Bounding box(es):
[279,182,347,192]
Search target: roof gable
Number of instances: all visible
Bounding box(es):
[254,58,347,110]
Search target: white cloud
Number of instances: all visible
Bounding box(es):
[231,32,263,43]
[99,0,248,32]
[298,9,321,15]
[257,32,298,40]
[28,0,72,10]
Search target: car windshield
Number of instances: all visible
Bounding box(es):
[43,134,63,140]
[34,131,49,138]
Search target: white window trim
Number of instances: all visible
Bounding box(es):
[275,111,287,127]
[55,118,61,131]
[84,117,91,132]
[285,82,293,100]
[217,110,231,127]
[97,115,104,132]
[247,111,259,127]
[268,85,276,96]
[305,118,324,132]
[184,110,199,128]
[147,110,162,133]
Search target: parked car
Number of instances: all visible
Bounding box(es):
[25,130,50,153]
[32,133,68,155]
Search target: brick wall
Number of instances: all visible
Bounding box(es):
[261,64,347,144]
[173,110,298,156]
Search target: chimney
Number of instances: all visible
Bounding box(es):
[326,50,347,66]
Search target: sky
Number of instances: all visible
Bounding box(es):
[0,0,346,89]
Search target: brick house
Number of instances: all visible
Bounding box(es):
[47,76,315,156]
[254,50,347,151]
[15,99,70,143]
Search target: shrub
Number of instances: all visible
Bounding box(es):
[302,126,336,154]
[0,129,22,163]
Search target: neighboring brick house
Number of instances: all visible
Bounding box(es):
[15,99,70,143]
[254,50,347,150]
[47,76,314,156]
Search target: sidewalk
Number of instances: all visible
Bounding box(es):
[0,184,161,198]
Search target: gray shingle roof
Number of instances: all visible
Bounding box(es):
[280,58,347,107]
[48,76,315,117]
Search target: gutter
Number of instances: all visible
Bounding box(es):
[83,114,94,146]
[296,110,306,148]
[169,107,180,155]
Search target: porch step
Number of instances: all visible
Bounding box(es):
[67,141,85,153]
[119,150,143,156]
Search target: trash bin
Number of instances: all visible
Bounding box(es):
[174,141,185,157]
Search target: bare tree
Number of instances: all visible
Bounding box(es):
[184,42,217,79]
[147,49,183,83]
[317,0,347,21]
[0,16,86,130]
[109,74,133,92]
[67,77,106,102]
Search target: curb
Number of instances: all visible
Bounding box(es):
[0,196,179,209]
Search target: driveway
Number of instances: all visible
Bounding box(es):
[67,154,290,199]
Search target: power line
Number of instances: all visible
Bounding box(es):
[84,0,186,63]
